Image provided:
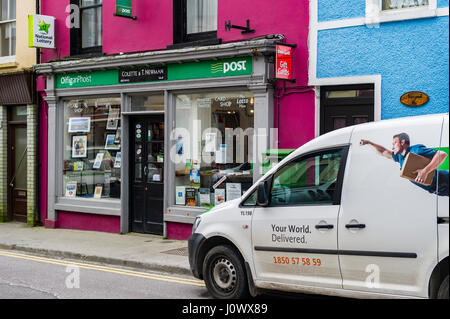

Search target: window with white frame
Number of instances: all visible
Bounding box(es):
[0,0,16,58]
[366,0,437,23]
[382,0,429,10]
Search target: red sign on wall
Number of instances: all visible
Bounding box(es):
[276,45,293,80]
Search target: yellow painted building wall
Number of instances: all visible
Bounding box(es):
[0,0,36,73]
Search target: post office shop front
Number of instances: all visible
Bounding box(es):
[37,39,277,239]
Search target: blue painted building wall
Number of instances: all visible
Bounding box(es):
[315,1,449,119]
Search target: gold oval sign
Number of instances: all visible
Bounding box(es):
[400,91,429,107]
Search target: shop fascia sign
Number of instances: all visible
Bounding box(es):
[28,14,55,49]
[56,57,253,89]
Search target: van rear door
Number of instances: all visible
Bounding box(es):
[338,116,442,298]
[438,115,449,262]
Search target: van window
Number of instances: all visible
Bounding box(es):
[270,149,343,206]
[241,190,257,206]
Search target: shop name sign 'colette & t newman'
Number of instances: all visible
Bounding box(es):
[55,57,253,89]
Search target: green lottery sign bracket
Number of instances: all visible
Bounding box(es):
[114,0,136,20]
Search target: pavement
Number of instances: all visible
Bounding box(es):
[0,222,192,276]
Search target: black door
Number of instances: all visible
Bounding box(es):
[320,84,374,135]
[130,116,165,235]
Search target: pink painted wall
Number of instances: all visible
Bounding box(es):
[38,82,48,225]
[41,0,173,62]
[40,0,70,62]
[38,0,315,237]
[166,222,193,241]
[57,211,121,233]
[41,0,314,149]
[274,88,316,149]
[217,0,314,148]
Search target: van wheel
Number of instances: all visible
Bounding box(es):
[203,245,249,299]
[437,275,449,299]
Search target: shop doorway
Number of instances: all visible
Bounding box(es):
[320,84,374,135]
[129,115,165,235]
[7,106,28,223]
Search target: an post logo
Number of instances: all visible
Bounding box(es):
[211,60,247,74]
[60,74,93,87]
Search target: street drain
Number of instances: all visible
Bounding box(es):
[160,247,189,256]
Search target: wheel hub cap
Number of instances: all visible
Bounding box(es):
[212,258,237,291]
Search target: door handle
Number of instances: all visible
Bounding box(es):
[315,224,334,230]
[345,223,366,229]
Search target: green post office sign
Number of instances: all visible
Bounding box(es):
[115,0,133,18]
[56,57,253,89]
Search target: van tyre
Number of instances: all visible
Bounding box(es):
[437,275,449,299]
[203,245,249,299]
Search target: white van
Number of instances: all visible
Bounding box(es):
[188,113,449,299]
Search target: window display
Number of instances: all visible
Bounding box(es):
[174,91,254,208]
[63,97,121,200]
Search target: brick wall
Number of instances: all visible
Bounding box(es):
[27,104,37,226]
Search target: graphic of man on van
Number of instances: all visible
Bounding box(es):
[360,133,449,196]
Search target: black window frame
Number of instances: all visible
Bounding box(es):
[171,0,220,48]
[70,0,103,57]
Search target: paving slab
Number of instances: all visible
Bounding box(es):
[0,222,192,276]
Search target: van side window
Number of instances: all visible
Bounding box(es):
[241,190,257,206]
[270,149,344,206]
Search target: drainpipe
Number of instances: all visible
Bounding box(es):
[35,0,41,225]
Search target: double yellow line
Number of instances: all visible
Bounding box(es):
[0,250,205,287]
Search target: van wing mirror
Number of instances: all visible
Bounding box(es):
[257,179,271,207]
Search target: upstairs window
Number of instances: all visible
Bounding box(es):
[186,0,217,35]
[81,0,102,49]
[70,0,102,56]
[0,0,16,58]
[366,0,437,24]
[173,0,218,47]
[382,0,429,10]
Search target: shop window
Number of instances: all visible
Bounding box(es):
[130,93,165,112]
[63,97,121,200]
[0,0,16,59]
[172,0,219,47]
[70,0,102,56]
[174,91,254,208]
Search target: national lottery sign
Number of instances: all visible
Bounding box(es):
[28,14,55,49]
